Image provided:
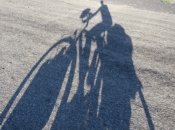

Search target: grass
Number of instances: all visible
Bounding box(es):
[161,0,174,3]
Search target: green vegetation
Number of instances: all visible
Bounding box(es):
[161,0,174,3]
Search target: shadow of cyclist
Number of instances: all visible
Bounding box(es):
[1,1,154,130]
[51,1,143,130]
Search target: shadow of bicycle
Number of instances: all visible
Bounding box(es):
[1,1,154,130]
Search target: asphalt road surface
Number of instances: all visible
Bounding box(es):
[99,0,175,14]
[0,0,175,129]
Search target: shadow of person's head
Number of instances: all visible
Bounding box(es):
[100,0,104,5]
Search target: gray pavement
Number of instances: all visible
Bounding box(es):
[0,0,175,129]
[98,0,175,14]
